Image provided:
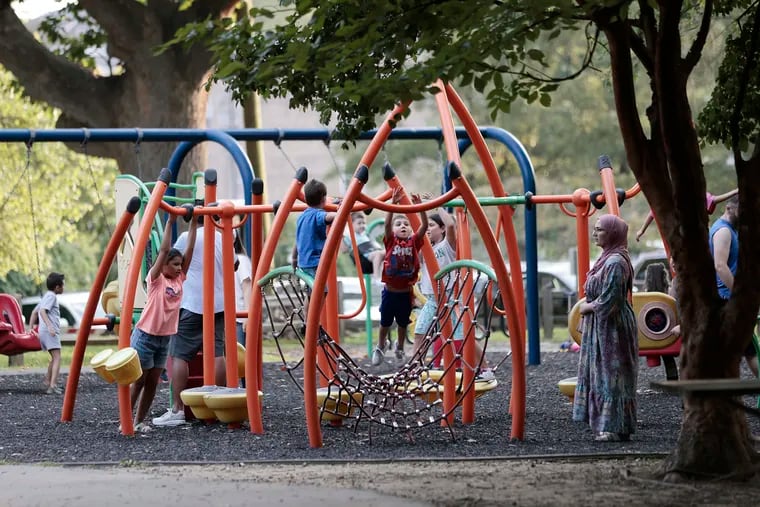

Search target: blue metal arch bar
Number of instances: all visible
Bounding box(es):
[0,126,541,361]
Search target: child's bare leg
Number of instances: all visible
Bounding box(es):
[135,368,162,424]
[378,326,390,350]
[411,333,425,361]
[49,349,61,387]
[397,326,408,353]
[131,373,147,413]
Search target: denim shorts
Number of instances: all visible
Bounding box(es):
[379,288,412,328]
[130,327,170,370]
[168,309,225,362]
[413,296,463,339]
[300,267,328,295]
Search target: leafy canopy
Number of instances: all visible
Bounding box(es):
[173,0,585,139]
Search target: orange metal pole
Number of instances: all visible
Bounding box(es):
[201,175,218,386]
[573,189,592,298]
[246,171,307,434]
[61,196,141,422]
[304,104,408,448]
[251,180,265,390]
[117,169,171,436]
[445,83,525,342]
[598,156,620,216]
[433,83,475,424]
[218,202,239,388]
[445,82,525,437]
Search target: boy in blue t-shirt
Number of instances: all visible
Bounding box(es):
[291,179,338,333]
[373,188,428,365]
[291,179,338,278]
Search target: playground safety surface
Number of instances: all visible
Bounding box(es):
[1,351,758,506]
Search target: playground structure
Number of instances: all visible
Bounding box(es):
[0,81,701,447]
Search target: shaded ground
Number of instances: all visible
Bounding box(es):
[1,350,759,505]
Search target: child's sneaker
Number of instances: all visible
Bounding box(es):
[475,369,496,382]
[46,385,63,395]
[152,408,186,427]
[134,422,153,433]
[371,347,385,366]
[394,347,404,361]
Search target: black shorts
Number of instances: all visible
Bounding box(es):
[168,309,225,361]
[379,288,412,328]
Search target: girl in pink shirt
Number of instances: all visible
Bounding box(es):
[129,213,197,432]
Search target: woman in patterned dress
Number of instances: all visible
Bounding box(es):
[573,214,638,442]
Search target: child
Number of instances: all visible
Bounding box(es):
[38,272,65,394]
[291,179,338,328]
[130,213,196,432]
[373,188,428,365]
[412,201,494,379]
[340,211,385,282]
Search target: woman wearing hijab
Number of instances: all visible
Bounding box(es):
[573,214,638,442]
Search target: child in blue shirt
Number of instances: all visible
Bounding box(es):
[291,179,338,280]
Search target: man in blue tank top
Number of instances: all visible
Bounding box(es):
[709,195,758,376]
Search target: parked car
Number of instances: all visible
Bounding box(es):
[20,291,109,335]
[632,250,669,292]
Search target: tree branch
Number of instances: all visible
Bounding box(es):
[0,3,115,126]
[684,0,713,72]
[78,0,146,62]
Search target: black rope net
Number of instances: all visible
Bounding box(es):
[259,262,501,441]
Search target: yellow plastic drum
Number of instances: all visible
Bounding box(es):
[180,385,224,421]
[568,293,679,350]
[236,342,246,378]
[203,387,262,424]
[104,347,143,385]
[90,348,115,383]
[315,388,365,422]
[558,377,577,402]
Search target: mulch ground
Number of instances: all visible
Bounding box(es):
[1,349,758,464]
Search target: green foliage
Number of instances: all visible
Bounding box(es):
[0,67,118,292]
[174,0,585,140]
[36,4,114,73]
[699,10,760,153]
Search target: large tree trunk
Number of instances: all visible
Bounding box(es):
[0,0,238,182]
[599,6,760,481]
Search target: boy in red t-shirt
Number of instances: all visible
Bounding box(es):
[373,188,428,366]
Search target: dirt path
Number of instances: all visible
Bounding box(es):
[2,457,759,506]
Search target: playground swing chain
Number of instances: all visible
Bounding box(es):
[81,131,113,238]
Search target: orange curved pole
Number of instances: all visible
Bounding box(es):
[445,83,526,345]
[598,156,620,216]
[304,103,409,448]
[117,169,172,436]
[61,196,141,422]
[433,82,474,424]
[246,171,307,434]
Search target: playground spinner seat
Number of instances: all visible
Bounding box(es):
[259,261,501,441]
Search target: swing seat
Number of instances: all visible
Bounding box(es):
[0,293,41,356]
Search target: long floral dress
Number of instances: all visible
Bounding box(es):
[572,253,638,435]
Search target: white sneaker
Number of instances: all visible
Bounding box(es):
[371,347,384,366]
[152,408,186,427]
[475,369,496,382]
